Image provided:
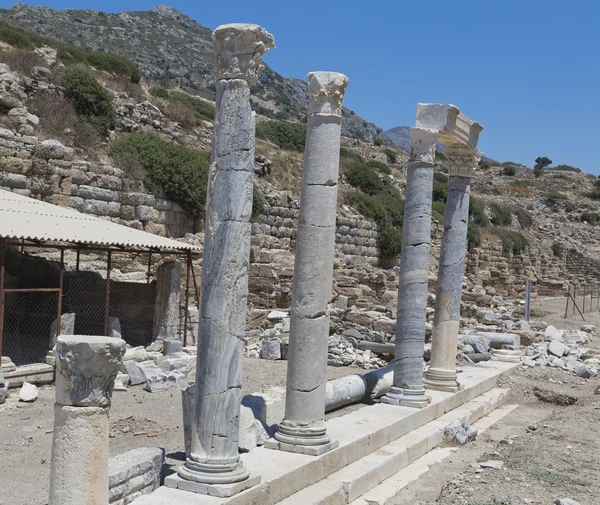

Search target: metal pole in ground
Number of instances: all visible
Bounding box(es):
[0,238,5,361]
[582,285,586,314]
[564,286,569,319]
[525,279,531,321]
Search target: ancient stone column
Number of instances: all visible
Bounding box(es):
[382,127,438,408]
[424,147,482,392]
[49,335,125,505]
[152,260,182,341]
[268,72,348,456]
[174,24,274,495]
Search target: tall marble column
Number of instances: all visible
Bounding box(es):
[268,72,348,456]
[382,127,438,408]
[49,335,125,505]
[424,147,481,392]
[175,24,274,494]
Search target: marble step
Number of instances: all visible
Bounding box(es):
[350,403,519,505]
[275,388,511,505]
[131,362,519,505]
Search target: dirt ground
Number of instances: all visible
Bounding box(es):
[1,296,598,505]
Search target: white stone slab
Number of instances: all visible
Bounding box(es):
[415,103,483,149]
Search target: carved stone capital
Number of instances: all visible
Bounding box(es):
[444,147,482,178]
[55,336,126,408]
[409,127,439,163]
[213,23,275,85]
[306,72,349,116]
[416,103,483,149]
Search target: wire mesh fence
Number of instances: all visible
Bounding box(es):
[1,243,199,366]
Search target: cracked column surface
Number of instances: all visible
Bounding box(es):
[382,128,438,409]
[424,147,482,392]
[272,72,348,455]
[177,24,274,486]
[49,335,125,505]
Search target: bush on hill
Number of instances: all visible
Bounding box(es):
[502,165,517,176]
[63,69,116,134]
[366,160,391,175]
[581,211,600,224]
[377,225,402,259]
[110,133,211,218]
[383,148,397,164]
[492,227,530,254]
[256,120,306,151]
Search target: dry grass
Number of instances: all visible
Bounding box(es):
[0,48,47,77]
[162,100,199,129]
[103,75,145,103]
[257,140,303,198]
[27,91,101,150]
[500,181,536,197]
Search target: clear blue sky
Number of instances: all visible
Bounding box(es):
[6,0,600,172]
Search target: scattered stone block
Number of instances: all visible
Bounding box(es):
[146,340,163,353]
[581,325,595,334]
[113,373,130,392]
[0,371,5,404]
[108,317,122,339]
[163,339,182,355]
[119,360,146,386]
[260,334,281,360]
[336,295,349,310]
[480,460,504,470]
[554,500,581,505]
[238,404,269,452]
[267,310,288,320]
[158,352,195,376]
[545,325,563,340]
[109,447,164,504]
[19,381,38,402]
[548,340,570,357]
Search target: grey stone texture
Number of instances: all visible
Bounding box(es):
[425,148,482,393]
[152,261,182,341]
[109,447,164,505]
[275,72,348,450]
[49,312,76,347]
[178,24,273,490]
[55,335,126,407]
[383,127,437,409]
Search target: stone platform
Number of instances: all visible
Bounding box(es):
[131,361,518,505]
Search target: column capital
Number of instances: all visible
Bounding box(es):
[409,127,438,163]
[55,336,125,408]
[444,146,482,178]
[306,72,349,117]
[213,23,275,85]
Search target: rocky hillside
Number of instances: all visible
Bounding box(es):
[0,3,384,141]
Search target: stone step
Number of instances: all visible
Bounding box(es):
[275,389,511,505]
[131,362,518,505]
[350,403,520,505]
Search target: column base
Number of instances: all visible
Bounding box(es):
[380,386,431,409]
[492,349,521,363]
[177,458,249,485]
[267,420,338,456]
[166,472,260,498]
[424,367,460,393]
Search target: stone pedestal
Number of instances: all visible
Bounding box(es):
[425,147,481,392]
[269,72,348,456]
[382,128,437,409]
[174,23,274,495]
[152,261,182,341]
[48,335,125,505]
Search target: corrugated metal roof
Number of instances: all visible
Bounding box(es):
[0,189,201,253]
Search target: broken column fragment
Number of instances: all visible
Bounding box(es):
[267,71,348,456]
[382,127,438,409]
[48,335,125,505]
[172,23,274,497]
[152,260,182,341]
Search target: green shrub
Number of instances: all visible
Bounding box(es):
[377,225,402,259]
[586,190,600,200]
[256,120,306,151]
[110,133,211,218]
[434,151,446,162]
[167,90,215,121]
[432,200,446,222]
[346,187,404,229]
[63,69,115,134]
[514,208,533,229]
[346,162,386,195]
[149,86,170,99]
[542,191,568,205]
[373,138,384,147]
[0,22,34,49]
[467,222,481,249]
[366,160,391,175]
[502,165,516,176]
[433,172,448,184]
[492,228,529,254]
[551,242,563,257]
[469,198,489,226]
[489,203,513,226]
[581,211,600,224]
[383,148,397,164]
[252,184,265,219]
[432,179,448,203]
[340,147,364,163]
[533,166,544,178]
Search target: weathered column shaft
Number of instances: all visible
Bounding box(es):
[425,148,480,392]
[271,72,348,454]
[383,128,437,408]
[152,260,182,341]
[49,335,125,505]
[177,24,274,488]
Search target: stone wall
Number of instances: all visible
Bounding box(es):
[0,128,194,238]
[109,447,164,505]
